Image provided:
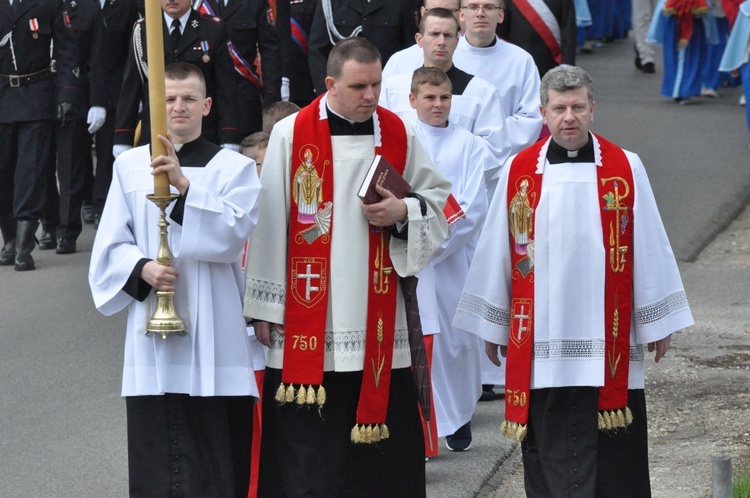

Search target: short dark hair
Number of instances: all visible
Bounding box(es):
[240,131,270,151]
[419,7,460,34]
[165,62,206,95]
[262,101,301,133]
[410,66,452,95]
[540,66,594,106]
[326,38,382,79]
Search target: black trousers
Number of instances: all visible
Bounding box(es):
[522,388,651,498]
[0,120,54,220]
[126,394,254,498]
[55,119,92,240]
[259,367,426,498]
[92,111,116,215]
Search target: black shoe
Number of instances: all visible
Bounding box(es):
[642,62,655,74]
[82,204,95,225]
[634,47,642,69]
[0,243,14,265]
[56,239,76,254]
[479,384,499,401]
[445,422,472,452]
[14,219,38,271]
[38,230,56,250]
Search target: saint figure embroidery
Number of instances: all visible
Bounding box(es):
[293,147,324,224]
[509,176,536,278]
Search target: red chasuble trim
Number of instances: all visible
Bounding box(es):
[502,135,635,441]
[280,94,408,444]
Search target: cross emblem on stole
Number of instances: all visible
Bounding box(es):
[297,264,320,301]
[510,299,532,347]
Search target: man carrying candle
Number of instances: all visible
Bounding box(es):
[89,62,262,497]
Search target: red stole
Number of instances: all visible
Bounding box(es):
[280,94,408,444]
[503,135,635,441]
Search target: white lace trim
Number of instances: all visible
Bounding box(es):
[634,290,689,326]
[268,327,411,359]
[247,277,286,313]
[414,216,433,271]
[457,292,511,327]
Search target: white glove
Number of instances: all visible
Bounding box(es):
[113,144,132,158]
[221,143,240,152]
[281,77,290,102]
[87,106,107,134]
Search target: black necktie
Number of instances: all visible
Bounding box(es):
[170,19,181,53]
[12,0,21,17]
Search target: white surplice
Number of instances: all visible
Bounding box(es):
[381,43,424,81]
[413,119,491,435]
[454,36,543,163]
[89,145,262,397]
[243,96,451,373]
[454,136,694,390]
[380,68,508,178]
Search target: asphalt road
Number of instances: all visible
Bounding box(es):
[1,37,748,497]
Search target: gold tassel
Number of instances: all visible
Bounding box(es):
[372,424,381,441]
[365,425,373,444]
[351,425,361,443]
[295,384,306,405]
[359,425,367,443]
[306,385,316,405]
[603,410,613,429]
[285,384,295,403]
[517,424,527,441]
[317,385,327,407]
[381,424,390,439]
[500,420,509,438]
[275,383,287,404]
[616,409,626,428]
[598,412,605,430]
[625,406,633,426]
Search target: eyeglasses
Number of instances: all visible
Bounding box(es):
[462,4,501,13]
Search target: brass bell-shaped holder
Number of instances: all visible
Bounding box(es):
[146,193,186,339]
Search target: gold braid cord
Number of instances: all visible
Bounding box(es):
[597,407,634,431]
[350,423,390,444]
[500,420,528,442]
[275,382,327,409]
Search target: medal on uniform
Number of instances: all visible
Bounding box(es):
[63,12,72,29]
[70,0,77,8]
[191,19,199,29]
[29,19,40,39]
[200,40,210,63]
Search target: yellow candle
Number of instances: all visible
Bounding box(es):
[144,0,169,197]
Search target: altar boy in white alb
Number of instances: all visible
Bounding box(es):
[381,8,508,178]
[409,67,493,453]
[89,63,261,496]
[454,66,693,496]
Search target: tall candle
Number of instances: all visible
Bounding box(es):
[144,0,169,197]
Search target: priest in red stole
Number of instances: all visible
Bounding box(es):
[454,65,694,497]
[243,37,450,497]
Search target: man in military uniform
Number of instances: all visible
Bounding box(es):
[113,0,239,157]
[0,0,79,271]
[277,0,316,106]
[50,0,102,254]
[195,0,281,136]
[307,0,418,93]
[89,0,141,226]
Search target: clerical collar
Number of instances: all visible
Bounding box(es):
[327,106,374,136]
[547,135,595,164]
[173,136,222,167]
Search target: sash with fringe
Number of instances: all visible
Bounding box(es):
[502,134,635,441]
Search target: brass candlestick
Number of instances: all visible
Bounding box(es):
[145,193,186,339]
